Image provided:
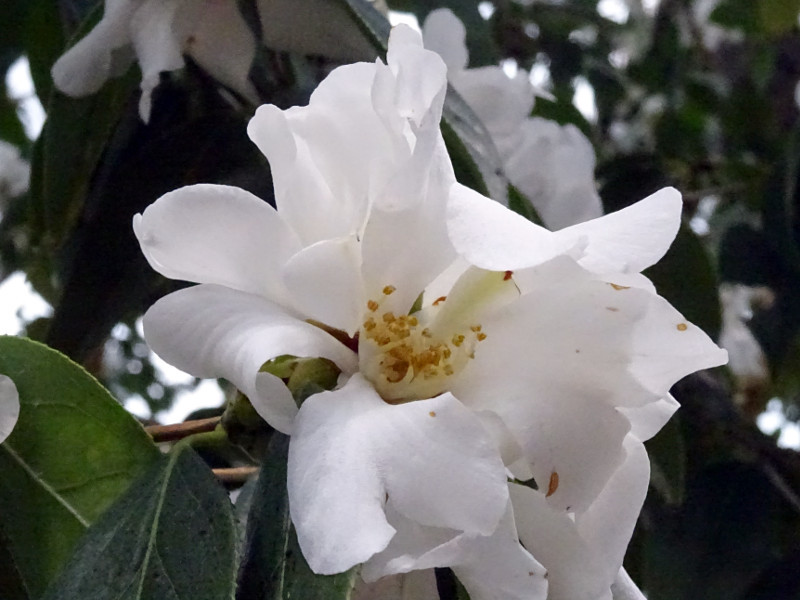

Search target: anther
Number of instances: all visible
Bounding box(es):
[383,285,396,295]
[433,296,447,306]
[477,332,487,341]
[546,471,559,497]
[503,270,513,281]
[452,334,465,347]
[367,300,379,312]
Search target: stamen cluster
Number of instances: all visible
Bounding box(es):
[360,285,486,402]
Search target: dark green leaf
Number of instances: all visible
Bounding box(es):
[0,336,160,598]
[337,0,391,55]
[30,71,139,255]
[442,88,507,202]
[237,434,357,600]
[645,415,686,505]
[23,0,69,104]
[41,446,238,600]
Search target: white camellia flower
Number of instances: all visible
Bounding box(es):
[0,375,20,444]
[135,24,726,599]
[422,8,604,230]
[0,141,31,209]
[51,0,258,122]
[719,283,771,406]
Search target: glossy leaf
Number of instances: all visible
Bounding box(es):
[645,415,686,506]
[22,0,68,104]
[41,446,237,600]
[0,336,160,598]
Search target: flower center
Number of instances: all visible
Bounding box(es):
[359,269,518,403]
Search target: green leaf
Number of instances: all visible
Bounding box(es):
[645,415,686,505]
[29,4,138,254]
[758,0,800,35]
[41,446,238,600]
[236,434,357,600]
[0,335,160,598]
[22,0,68,104]
[337,0,391,55]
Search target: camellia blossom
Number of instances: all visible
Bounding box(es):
[135,25,726,599]
[422,9,603,230]
[719,283,771,408]
[51,0,258,122]
[0,374,20,444]
[0,140,30,209]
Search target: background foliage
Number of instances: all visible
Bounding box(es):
[2,0,800,598]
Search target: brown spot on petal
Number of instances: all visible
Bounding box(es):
[609,283,630,291]
[677,323,688,331]
[504,270,514,281]
[606,307,619,312]
[546,471,559,497]
[433,296,447,306]
[429,411,436,417]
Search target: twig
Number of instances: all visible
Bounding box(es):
[146,416,221,443]
[212,466,259,484]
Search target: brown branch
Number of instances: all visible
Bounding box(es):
[212,466,259,484]
[146,416,221,443]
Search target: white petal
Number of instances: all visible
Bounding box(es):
[283,235,364,335]
[422,9,469,71]
[248,64,384,244]
[0,374,20,444]
[361,198,455,317]
[452,502,548,600]
[174,0,258,103]
[447,183,575,271]
[133,184,301,302]
[288,374,508,574]
[629,294,728,396]
[364,500,548,600]
[510,484,608,600]
[247,103,347,245]
[618,394,680,442]
[129,0,185,120]
[51,0,137,97]
[574,436,650,585]
[555,187,683,274]
[143,284,357,434]
[386,25,448,129]
[361,504,464,580]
